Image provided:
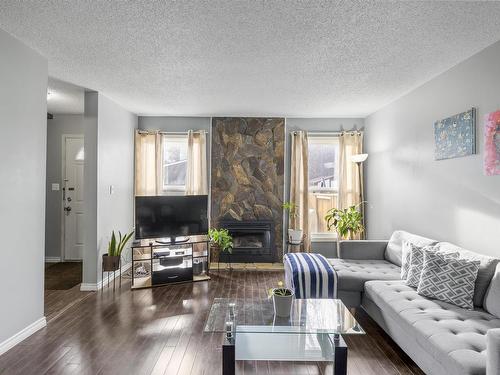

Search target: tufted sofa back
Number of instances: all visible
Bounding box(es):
[385,230,438,267]
[437,242,500,308]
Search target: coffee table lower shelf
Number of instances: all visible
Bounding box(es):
[223,331,347,375]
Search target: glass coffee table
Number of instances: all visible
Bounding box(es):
[204,298,364,375]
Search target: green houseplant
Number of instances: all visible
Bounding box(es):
[324,204,364,240]
[208,228,233,264]
[103,230,134,272]
[283,201,302,244]
[268,281,294,317]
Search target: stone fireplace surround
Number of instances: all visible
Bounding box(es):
[210,117,284,262]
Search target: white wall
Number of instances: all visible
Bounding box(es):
[365,40,500,257]
[138,116,210,132]
[97,95,137,282]
[0,29,47,349]
[82,92,99,285]
[45,114,85,260]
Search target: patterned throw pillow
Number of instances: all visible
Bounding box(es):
[405,244,432,287]
[401,240,413,280]
[417,250,480,310]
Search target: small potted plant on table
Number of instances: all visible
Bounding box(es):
[269,281,294,317]
[208,228,233,270]
[283,202,302,245]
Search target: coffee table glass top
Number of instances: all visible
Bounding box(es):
[204,298,364,335]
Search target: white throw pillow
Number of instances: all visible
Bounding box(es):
[418,250,480,310]
[401,240,413,280]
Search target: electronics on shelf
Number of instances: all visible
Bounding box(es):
[131,235,210,289]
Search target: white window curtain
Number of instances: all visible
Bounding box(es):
[186,130,208,195]
[338,131,364,239]
[135,131,162,196]
[289,131,310,252]
[135,130,207,196]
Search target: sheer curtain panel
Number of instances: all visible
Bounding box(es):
[186,130,208,195]
[135,131,161,196]
[338,131,364,239]
[290,131,310,252]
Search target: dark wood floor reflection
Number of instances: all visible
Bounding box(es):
[1,270,424,375]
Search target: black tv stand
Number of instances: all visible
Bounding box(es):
[131,235,210,289]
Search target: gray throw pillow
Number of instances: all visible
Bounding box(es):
[405,244,432,287]
[483,264,500,317]
[417,250,480,310]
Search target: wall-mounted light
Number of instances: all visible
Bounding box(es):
[351,153,368,164]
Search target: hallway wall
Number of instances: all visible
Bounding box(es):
[0,29,48,352]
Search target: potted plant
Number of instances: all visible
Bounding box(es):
[208,228,233,264]
[103,230,134,272]
[268,281,294,317]
[283,202,302,244]
[324,204,364,255]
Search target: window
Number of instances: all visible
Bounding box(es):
[308,136,339,239]
[162,135,188,192]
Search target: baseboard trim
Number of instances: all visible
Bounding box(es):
[80,261,132,291]
[79,283,98,291]
[0,317,46,356]
[45,257,61,263]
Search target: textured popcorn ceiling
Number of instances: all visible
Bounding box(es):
[2,1,500,117]
[47,77,85,114]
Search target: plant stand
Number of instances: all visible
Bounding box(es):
[102,255,121,291]
[217,252,232,272]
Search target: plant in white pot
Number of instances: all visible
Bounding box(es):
[269,281,294,317]
[283,202,302,244]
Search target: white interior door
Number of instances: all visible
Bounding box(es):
[63,136,84,261]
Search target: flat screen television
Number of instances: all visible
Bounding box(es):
[135,195,208,240]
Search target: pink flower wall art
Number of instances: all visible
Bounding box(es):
[484,110,500,176]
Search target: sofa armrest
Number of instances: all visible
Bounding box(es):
[338,240,388,260]
[488,329,500,375]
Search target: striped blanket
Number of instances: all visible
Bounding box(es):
[284,253,337,299]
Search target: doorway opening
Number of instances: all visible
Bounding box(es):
[45,78,89,322]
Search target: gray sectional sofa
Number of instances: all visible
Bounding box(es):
[329,230,500,375]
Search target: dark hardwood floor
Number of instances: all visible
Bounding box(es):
[45,262,83,290]
[44,261,91,323]
[1,270,424,375]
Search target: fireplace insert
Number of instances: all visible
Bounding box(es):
[219,220,276,263]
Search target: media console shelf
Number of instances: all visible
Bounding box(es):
[131,235,210,289]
